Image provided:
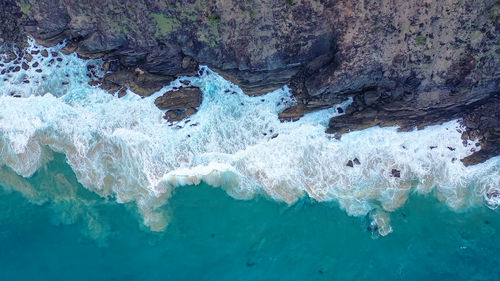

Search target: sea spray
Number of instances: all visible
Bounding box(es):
[0,40,499,236]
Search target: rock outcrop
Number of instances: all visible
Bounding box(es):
[2,0,499,164]
[155,86,203,122]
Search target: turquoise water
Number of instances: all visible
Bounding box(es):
[1,40,500,281]
[1,154,499,281]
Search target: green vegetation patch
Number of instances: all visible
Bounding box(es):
[416,35,426,46]
[151,13,180,38]
[20,2,31,15]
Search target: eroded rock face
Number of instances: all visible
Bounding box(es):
[13,0,337,94]
[4,0,500,163]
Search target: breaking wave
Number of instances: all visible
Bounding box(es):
[1,40,499,236]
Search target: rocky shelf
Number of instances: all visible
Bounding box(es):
[1,0,498,165]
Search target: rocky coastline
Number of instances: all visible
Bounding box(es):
[1,0,499,165]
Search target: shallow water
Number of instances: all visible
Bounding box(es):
[0,154,499,281]
[1,40,499,280]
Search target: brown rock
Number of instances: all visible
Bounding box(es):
[155,87,202,111]
[100,70,174,97]
[164,108,198,122]
[61,42,78,54]
[40,50,48,57]
[21,62,29,70]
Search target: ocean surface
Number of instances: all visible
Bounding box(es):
[0,40,499,280]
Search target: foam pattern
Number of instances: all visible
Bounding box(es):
[0,41,498,235]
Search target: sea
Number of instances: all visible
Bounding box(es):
[0,39,499,281]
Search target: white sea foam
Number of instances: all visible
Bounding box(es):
[0,41,498,235]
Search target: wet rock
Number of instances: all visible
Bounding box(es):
[32,62,39,68]
[3,52,17,63]
[337,107,344,113]
[100,69,174,97]
[35,69,42,73]
[155,87,202,112]
[353,158,361,165]
[21,62,29,70]
[61,42,78,54]
[391,169,401,178]
[164,108,198,122]
[88,81,100,87]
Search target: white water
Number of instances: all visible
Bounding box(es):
[1,40,499,235]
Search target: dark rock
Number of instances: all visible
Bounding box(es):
[353,158,361,165]
[391,169,401,178]
[346,160,354,167]
[21,62,29,70]
[40,50,48,57]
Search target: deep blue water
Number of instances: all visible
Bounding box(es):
[1,155,499,281]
